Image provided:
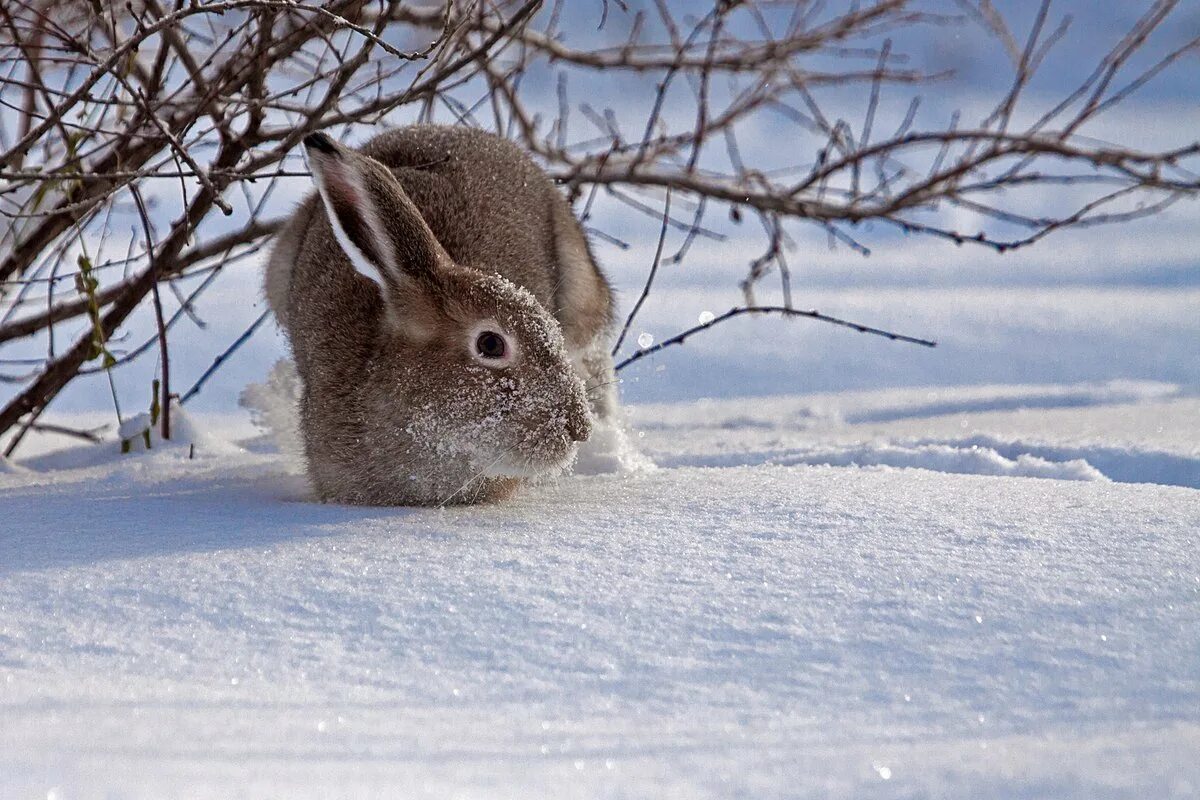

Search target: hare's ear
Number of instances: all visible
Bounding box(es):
[303,132,445,296]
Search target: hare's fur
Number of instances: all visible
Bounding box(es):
[266,125,616,505]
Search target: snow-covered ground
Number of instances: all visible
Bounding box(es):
[2,377,1198,799]
[4,4,1199,791]
[4,223,1199,798]
[4,59,1200,798]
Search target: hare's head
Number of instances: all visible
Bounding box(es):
[303,132,591,478]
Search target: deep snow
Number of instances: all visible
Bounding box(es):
[2,382,1198,799]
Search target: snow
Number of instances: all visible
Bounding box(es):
[673,439,1110,481]
[3,8,1199,792]
[5,222,1199,800]
[115,412,154,445]
[572,413,656,475]
[4,63,1200,800]
[2,382,1199,799]
[631,382,1200,489]
[611,287,1200,403]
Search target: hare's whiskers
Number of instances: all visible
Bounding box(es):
[437,445,518,508]
[585,379,619,395]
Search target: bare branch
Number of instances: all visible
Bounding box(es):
[614,305,937,373]
[0,0,1195,440]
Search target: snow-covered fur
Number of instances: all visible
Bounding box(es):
[264,126,616,505]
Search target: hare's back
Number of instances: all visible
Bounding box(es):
[360,126,563,306]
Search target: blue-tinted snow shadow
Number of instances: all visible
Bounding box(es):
[650,438,1200,489]
[0,468,427,574]
[841,390,1184,425]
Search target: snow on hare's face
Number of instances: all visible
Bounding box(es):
[380,270,592,478]
[302,132,590,481]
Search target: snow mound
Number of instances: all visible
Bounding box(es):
[841,379,1182,424]
[910,433,1200,489]
[666,440,1106,481]
[792,441,1107,480]
[634,380,1179,432]
[239,358,303,460]
[12,403,246,475]
[116,412,155,449]
[165,404,245,457]
[634,385,1200,488]
[573,414,656,474]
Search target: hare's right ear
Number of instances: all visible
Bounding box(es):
[303,132,446,296]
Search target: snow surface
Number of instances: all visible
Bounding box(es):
[4,12,1199,793]
[2,383,1199,799]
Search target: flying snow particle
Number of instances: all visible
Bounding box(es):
[637,332,654,349]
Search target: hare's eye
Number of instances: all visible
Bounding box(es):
[475,331,507,359]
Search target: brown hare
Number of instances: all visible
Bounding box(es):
[264,126,616,505]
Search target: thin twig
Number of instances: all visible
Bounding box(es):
[615,305,936,373]
[180,309,271,405]
[612,187,671,355]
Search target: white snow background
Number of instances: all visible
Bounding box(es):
[3,3,1200,798]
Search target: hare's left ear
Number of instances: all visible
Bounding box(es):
[303,132,447,297]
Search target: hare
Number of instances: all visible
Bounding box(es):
[264,126,617,505]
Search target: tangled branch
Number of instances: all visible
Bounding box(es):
[0,0,1196,452]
